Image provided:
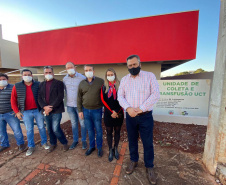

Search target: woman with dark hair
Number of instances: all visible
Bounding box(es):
[101,68,124,162]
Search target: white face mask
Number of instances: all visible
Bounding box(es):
[23,76,33,83]
[85,71,93,78]
[0,80,8,87]
[45,74,53,81]
[107,75,115,82]
[67,68,75,75]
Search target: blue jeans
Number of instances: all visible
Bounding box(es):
[83,107,103,149]
[67,106,86,142]
[0,111,24,147]
[23,109,48,147]
[126,111,154,168]
[44,113,68,145]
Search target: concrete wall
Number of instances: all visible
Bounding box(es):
[0,25,21,69]
[0,40,20,69]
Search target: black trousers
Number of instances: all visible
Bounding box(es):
[126,111,154,168]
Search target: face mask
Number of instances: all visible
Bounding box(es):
[23,76,33,83]
[128,66,141,76]
[0,80,8,87]
[45,74,53,81]
[67,69,75,75]
[107,75,115,82]
[85,71,93,78]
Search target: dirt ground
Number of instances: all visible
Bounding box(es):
[0,120,207,162]
[61,119,207,154]
[1,120,220,185]
[0,134,41,161]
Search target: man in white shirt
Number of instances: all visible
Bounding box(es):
[63,62,87,150]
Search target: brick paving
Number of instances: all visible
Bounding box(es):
[0,139,218,185]
[0,124,219,185]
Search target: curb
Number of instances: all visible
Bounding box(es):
[17,163,72,185]
[110,142,128,185]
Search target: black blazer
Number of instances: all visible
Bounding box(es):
[38,79,65,114]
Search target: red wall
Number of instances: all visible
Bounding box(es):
[18,10,199,67]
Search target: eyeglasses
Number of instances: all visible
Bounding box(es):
[44,66,53,69]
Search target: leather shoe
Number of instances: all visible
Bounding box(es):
[85,148,95,156]
[63,144,69,151]
[97,148,103,157]
[48,145,57,153]
[69,141,78,150]
[18,144,26,152]
[126,161,138,175]
[108,148,113,162]
[0,146,9,152]
[114,146,119,160]
[146,168,157,184]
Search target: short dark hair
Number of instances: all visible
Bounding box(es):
[126,54,141,63]
[84,64,94,70]
[0,73,9,80]
[21,69,32,75]
[44,66,54,72]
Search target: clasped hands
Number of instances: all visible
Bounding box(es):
[126,107,143,117]
[111,110,118,119]
[43,105,53,116]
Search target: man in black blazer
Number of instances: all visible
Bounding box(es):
[38,66,69,152]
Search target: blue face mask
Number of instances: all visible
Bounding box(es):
[128,66,141,76]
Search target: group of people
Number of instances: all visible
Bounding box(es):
[0,55,160,184]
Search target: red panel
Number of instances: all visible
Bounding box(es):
[18,10,199,67]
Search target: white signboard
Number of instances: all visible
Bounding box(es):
[153,80,211,117]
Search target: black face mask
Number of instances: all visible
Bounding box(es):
[128,66,141,76]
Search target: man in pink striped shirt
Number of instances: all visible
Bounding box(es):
[118,55,160,185]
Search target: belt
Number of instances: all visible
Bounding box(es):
[137,111,151,116]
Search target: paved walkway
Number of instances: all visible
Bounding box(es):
[0,138,217,185]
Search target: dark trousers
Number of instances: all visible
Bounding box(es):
[126,111,154,168]
[44,113,68,145]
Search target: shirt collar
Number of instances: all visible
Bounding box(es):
[67,72,78,78]
[86,76,95,83]
[0,84,9,91]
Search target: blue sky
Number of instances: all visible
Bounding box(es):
[0,0,221,76]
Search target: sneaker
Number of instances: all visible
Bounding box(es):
[85,148,95,156]
[42,143,50,150]
[63,144,69,152]
[0,146,9,152]
[82,141,87,150]
[69,141,78,150]
[146,168,157,184]
[26,147,35,156]
[48,145,57,153]
[97,148,103,158]
[18,144,26,152]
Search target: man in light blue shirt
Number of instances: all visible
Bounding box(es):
[63,62,87,150]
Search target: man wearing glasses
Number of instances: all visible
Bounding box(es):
[38,66,69,152]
